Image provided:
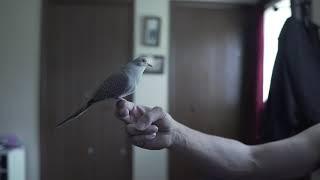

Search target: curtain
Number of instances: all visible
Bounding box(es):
[254,5,264,144]
[241,5,264,145]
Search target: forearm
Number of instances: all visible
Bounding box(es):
[117,100,320,179]
[170,122,320,180]
[250,125,320,179]
[170,122,256,179]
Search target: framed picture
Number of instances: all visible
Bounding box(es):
[142,16,161,47]
[144,55,164,74]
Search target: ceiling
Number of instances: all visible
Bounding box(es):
[171,0,260,4]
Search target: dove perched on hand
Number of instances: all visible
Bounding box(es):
[56,56,152,128]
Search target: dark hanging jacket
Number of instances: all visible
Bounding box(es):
[262,17,320,143]
[261,17,320,180]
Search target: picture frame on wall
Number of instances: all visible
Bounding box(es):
[142,16,161,47]
[144,55,164,74]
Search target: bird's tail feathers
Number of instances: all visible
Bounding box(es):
[56,101,93,128]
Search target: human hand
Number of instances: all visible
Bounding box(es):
[115,99,178,150]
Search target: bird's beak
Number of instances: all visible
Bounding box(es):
[147,63,152,67]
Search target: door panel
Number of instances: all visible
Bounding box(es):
[170,4,248,180]
[41,5,132,180]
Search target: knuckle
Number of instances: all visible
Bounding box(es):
[152,106,168,119]
[163,112,171,120]
[152,106,163,112]
[149,125,158,133]
[152,106,168,120]
[145,128,155,134]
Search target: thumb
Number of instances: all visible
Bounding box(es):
[115,99,135,124]
[135,107,164,131]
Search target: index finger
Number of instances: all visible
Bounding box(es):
[116,99,135,110]
[114,99,135,123]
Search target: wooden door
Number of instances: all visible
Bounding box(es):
[170,3,250,180]
[40,3,132,180]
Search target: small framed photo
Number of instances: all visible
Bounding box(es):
[142,16,161,47]
[144,55,164,74]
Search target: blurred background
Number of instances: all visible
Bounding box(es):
[0,0,319,180]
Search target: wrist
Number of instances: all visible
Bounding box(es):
[169,121,186,150]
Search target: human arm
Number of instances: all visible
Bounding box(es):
[114,99,320,179]
[170,121,320,179]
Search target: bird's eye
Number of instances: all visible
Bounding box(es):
[142,59,146,63]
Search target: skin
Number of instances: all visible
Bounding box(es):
[114,99,320,180]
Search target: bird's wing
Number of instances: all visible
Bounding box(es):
[92,72,130,102]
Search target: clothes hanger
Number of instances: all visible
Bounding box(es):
[273,0,320,29]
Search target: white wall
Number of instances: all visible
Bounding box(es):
[133,0,170,180]
[263,0,291,102]
[0,1,41,180]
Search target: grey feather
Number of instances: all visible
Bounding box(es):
[56,56,151,128]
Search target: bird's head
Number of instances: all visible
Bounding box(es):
[130,56,152,68]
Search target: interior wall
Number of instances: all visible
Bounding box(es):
[0,0,41,180]
[133,0,170,180]
[312,0,320,25]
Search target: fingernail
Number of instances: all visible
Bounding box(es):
[146,133,156,140]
